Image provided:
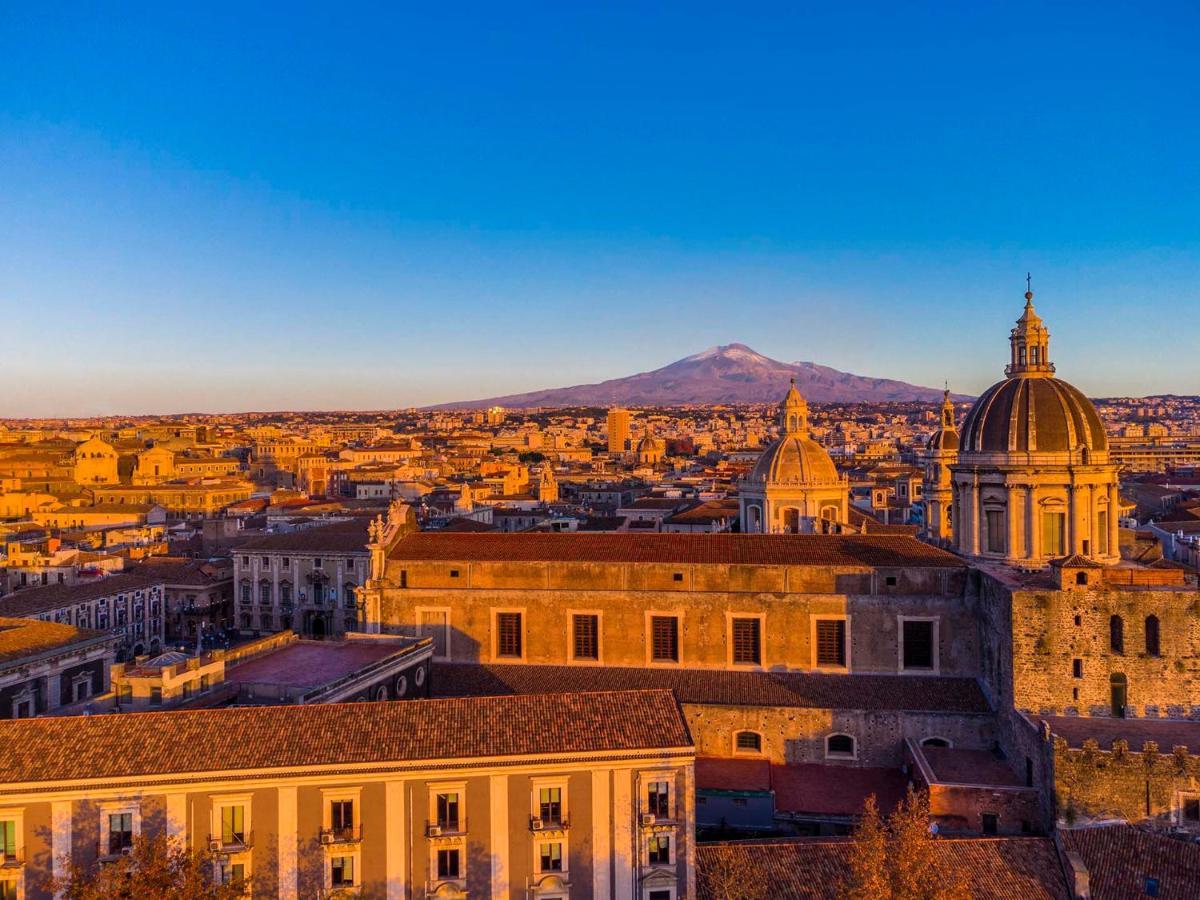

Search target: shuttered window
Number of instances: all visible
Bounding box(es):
[651,616,679,663]
[902,620,935,670]
[573,614,599,660]
[815,619,847,667]
[731,617,761,665]
[497,612,523,658]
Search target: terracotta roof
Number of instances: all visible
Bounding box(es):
[0,617,112,665]
[1050,554,1104,569]
[238,520,369,554]
[0,573,162,617]
[389,533,965,568]
[1059,824,1200,900]
[772,762,908,816]
[697,837,1069,899]
[431,663,991,713]
[1043,715,1200,751]
[0,689,691,785]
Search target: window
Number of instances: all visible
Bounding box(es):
[1182,795,1200,823]
[149,687,162,706]
[1110,672,1127,718]
[672,572,683,582]
[731,617,762,665]
[986,509,1006,553]
[826,734,856,758]
[330,799,355,838]
[982,813,998,835]
[449,569,460,578]
[647,781,671,818]
[282,557,290,568]
[331,855,355,887]
[239,583,251,604]
[1041,511,1066,557]
[218,860,245,888]
[539,841,564,872]
[1097,511,1109,555]
[921,737,950,749]
[0,818,15,857]
[735,731,762,753]
[1073,658,1083,678]
[436,792,460,830]
[496,612,523,658]
[815,618,847,668]
[539,787,563,825]
[650,616,679,663]
[1146,615,1161,657]
[400,570,408,588]
[572,614,599,660]
[437,847,461,879]
[649,892,673,900]
[220,804,246,845]
[648,834,671,865]
[259,583,271,605]
[1110,615,1124,654]
[901,619,935,671]
[313,558,323,569]
[108,812,134,855]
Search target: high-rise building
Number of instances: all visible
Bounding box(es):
[606,408,631,454]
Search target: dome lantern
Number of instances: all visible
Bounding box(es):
[1006,275,1054,377]
[780,378,809,435]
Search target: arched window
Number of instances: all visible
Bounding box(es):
[1110,615,1124,654]
[826,734,856,759]
[921,737,951,749]
[734,731,762,754]
[1145,615,1161,657]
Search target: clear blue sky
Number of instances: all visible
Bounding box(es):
[2,2,1197,416]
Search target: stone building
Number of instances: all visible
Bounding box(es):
[0,689,695,900]
[921,388,958,545]
[738,381,848,534]
[0,618,116,719]
[952,290,1120,567]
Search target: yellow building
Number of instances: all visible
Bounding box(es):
[607,408,632,455]
[72,436,120,486]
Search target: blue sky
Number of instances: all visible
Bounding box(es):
[1,2,1197,416]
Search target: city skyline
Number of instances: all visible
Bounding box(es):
[2,3,1199,416]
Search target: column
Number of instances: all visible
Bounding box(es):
[612,769,635,899]
[970,480,982,556]
[1108,483,1120,559]
[1066,485,1078,555]
[385,781,407,900]
[52,800,72,894]
[1007,486,1021,561]
[1026,486,1039,560]
[489,774,509,898]
[592,769,612,899]
[682,764,697,900]
[164,793,187,844]
[1088,485,1098,558]
[278,787,298,899]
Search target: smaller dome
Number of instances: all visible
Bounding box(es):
[637,435,665,453]
[748,434,840,485]
[927,428,960,452]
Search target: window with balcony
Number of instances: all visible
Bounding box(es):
[650,616,679,663]
[436,792,460,832]
[538,787,563,826]
[330,800,354,839]
[0,818,16,859]
[815,618,848,668]
[572,613,599,661]
[731,617,761,666]
[220,805,246,846]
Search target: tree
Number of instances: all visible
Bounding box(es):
[49,833,248,900]
[697,845,769,900]
[842,788,971,900]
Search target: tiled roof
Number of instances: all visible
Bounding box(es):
[0,573,162,617]
[697,837,1069,899]
[1060,824,1200,900]
[389,533,965,568]
[0,689,691,785]
[1043,715,1200,751]
[238,520,370,554]
[771,762,907,816]
[431,663,991,713]
[0,617,112,665]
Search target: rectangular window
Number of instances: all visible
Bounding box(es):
[496,612,523,658]
[986,509,1006,553]
[219,861,245,888]
[539,787,563,825]
[648,834,671,864]
[149,687,162,706]
[572,614,599,660]
[1098,511,1109,555]
[331,855,355,887]
[437,847,461,879]
[648,781,671,818]
[221,805,245,845]
[539,841,564,872]
[0,820,15,856]
[1041,511,1066,557]
[815,619,847,668]
[731,617,762,665]
[331,799,354,833]
[108,813,133,855]
[436,792,460,830]
[902,620,935,670]
[1183,796,1200,822]
[1073,659,1083,678]
[651,616,679,663]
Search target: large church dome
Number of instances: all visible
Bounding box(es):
[747,433,840,484]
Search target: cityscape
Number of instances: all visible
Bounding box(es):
[3,4,1200,900]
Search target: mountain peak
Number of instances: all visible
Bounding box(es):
[684,343,771,362]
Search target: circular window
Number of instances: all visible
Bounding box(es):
[414,666,426,687]
[395,675,408,697]
[375,685,388,701]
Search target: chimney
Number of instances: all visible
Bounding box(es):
[1063,849,1090,898]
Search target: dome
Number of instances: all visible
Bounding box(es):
[637,435,665,453]
[960,375,1107,454]
[927,428,960,452]
[748,433,840,484]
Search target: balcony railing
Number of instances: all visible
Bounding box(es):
[319,824,363,845]
[207,831,254,852]
[530,815,569,832]
[0,848,24,867]
[425,818,467,838]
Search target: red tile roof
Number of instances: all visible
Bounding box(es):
[389,532,965,567]
[0,617,113,666]
[1059,825,1200,900]
[237,520,369,554]
[0,573,162,617]
[0,689,691,785]
[771,762,908,816]
[431,663,991,713]
[697,836,1069,899]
